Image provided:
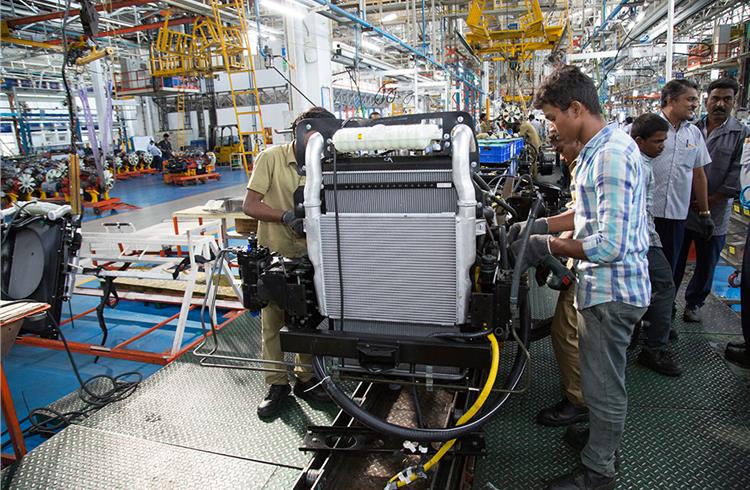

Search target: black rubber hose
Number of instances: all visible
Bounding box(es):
[473,172,518,220]
[312,294,531,443]
[510,194,544,308]
[497,226,509,270]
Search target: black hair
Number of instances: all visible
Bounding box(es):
[369,111,381,118]
[533,65,602,115]
[163,133,169,138]
[630,113,670,140]
[706,78,740,96]
[660,79,699,108]
[529,114,535,121]
[625,116,633,124]
[480,113,487,120]
[291,106,336,131]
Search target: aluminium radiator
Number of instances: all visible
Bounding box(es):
[303,124,478,334]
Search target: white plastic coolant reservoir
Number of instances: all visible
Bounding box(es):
[331,124,443,152]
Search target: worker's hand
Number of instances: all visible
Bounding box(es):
[510,234,552,271]
[281,210,304,237]
[697,213,715,240]
[507,217,548,244]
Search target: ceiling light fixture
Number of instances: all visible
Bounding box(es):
[360,39,380,52]
[382,13,398,22]
[261,0,306,19]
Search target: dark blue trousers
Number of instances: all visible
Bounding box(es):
[673,229,726,308]
[654,217,686,283]
[742,225,750,344]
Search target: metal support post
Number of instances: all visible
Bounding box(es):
[666,0,674,82]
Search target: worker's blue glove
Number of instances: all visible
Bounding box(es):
[281,210,304,237]
[508,217,548,244]
[510,234,552,271]
[698,214,715,240]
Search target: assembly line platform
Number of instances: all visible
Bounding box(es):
[2,289,749,489]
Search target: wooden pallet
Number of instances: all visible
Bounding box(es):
[111,273,238,301]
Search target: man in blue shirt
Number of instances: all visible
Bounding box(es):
[673,78,750,323]
[510,66,650,489]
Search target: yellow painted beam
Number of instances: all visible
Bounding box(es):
[0,34,63,51]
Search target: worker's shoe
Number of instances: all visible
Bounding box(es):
[546,466,616,490]
[536,399,588,427]
[669,329,679,341]
[293,378,331,403]
[637,349,683,377]
[257,384,291,418]
[683,305,701,323]
[725,343,750,368]
[563,425,621,471]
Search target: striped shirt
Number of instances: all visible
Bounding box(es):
[573,124,651,309]
[651,112,711,220]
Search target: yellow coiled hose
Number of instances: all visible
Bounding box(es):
[386,332,501,489]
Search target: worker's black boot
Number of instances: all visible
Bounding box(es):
[547,466,616,490]
[637,349,683,377]
[563,425,621,471]
[725,343,750,368]
[257,384,291,418]
[536,399,589,426]
[293,378,331,403]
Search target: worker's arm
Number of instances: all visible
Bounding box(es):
[691,166,710,213]
[243,151,283,222]
[713,127,750,203]
[692,136,712,212]
[242,189,283,222]
[549,237,587,260]
[546,209,575,233]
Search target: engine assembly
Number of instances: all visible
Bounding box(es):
[238,112,551,443]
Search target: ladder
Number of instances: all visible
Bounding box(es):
[210,0,266,177]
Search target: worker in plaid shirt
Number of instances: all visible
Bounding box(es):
[509,66,650,490]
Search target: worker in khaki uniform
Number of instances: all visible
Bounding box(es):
[536,131,588,426]
[243,107,336,418]
[519,117,542,152]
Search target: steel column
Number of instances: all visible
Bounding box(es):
[666,0,674,81]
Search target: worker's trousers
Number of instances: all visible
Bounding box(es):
[643,246,676,352]
[550,285,584,406]
[261,304,314,385]
[578,301,646,477]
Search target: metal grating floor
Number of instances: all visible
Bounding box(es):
[0,425,298,490]
[3,279,749,489]
[79,314,339,469]
[474,284,750,489]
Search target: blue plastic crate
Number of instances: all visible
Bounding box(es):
[478,138,525,164]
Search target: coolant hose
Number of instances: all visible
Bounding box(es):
[311,294,531,443]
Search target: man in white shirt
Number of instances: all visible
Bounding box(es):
[651,79,714,285]
[147,140,163,171]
